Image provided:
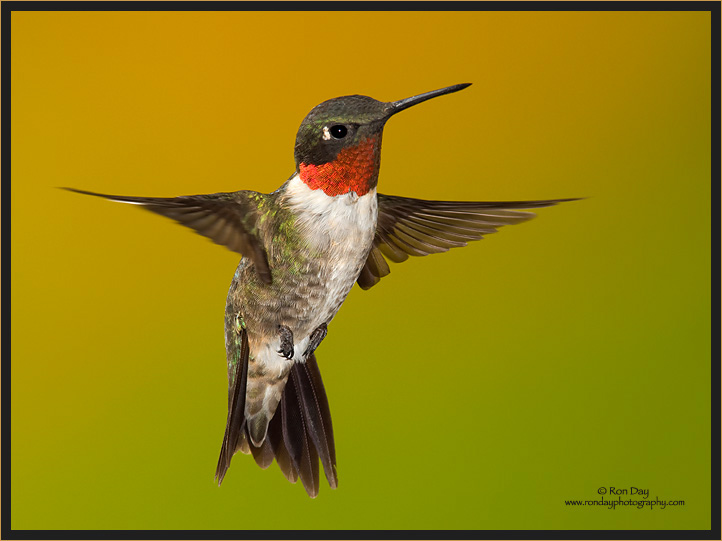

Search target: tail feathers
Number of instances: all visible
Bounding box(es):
[294,358,337,489]
[250,405,299,484]
[281,370,321,496]
[266,409,299,484]
[214,327,250,486]
[249,438,275,469]
[215,352,337,498]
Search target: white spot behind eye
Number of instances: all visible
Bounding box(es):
[322,126,332,141]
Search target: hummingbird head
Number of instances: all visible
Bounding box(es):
[293,83,471,197]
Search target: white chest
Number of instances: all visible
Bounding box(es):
[255,175,378,372]
[285,173,378,319]
[284,173,378,256]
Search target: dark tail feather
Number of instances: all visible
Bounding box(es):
[282,370,320,497]
[215,328,249,485]
[215,351,337,497]
[265,407,299,484]
[295,355,338,489]
[249,436,275,469]
[262,353,336,497]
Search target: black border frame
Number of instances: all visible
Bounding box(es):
[1,2,719,539]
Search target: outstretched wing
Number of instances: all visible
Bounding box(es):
[357,194,579,289]
[64,188,272,284]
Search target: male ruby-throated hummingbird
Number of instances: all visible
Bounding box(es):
[67,83,576,497]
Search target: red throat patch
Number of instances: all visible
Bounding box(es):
[299,136,380,197]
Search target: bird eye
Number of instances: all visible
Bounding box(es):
[330,125,348,139]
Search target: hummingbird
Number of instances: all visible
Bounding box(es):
[66,83,576,497]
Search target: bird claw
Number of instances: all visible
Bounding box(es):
[303,323,328,358]
[277,324,295,360]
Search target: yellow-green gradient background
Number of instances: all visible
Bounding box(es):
[10,11,711,531]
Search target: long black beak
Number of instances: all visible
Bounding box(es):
[386,83,472,117]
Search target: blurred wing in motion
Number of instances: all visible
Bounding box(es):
[357,194,579,289]
[64,187,272,284]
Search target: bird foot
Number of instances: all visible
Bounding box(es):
[303,323,328,358]
[277,325,295,359]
